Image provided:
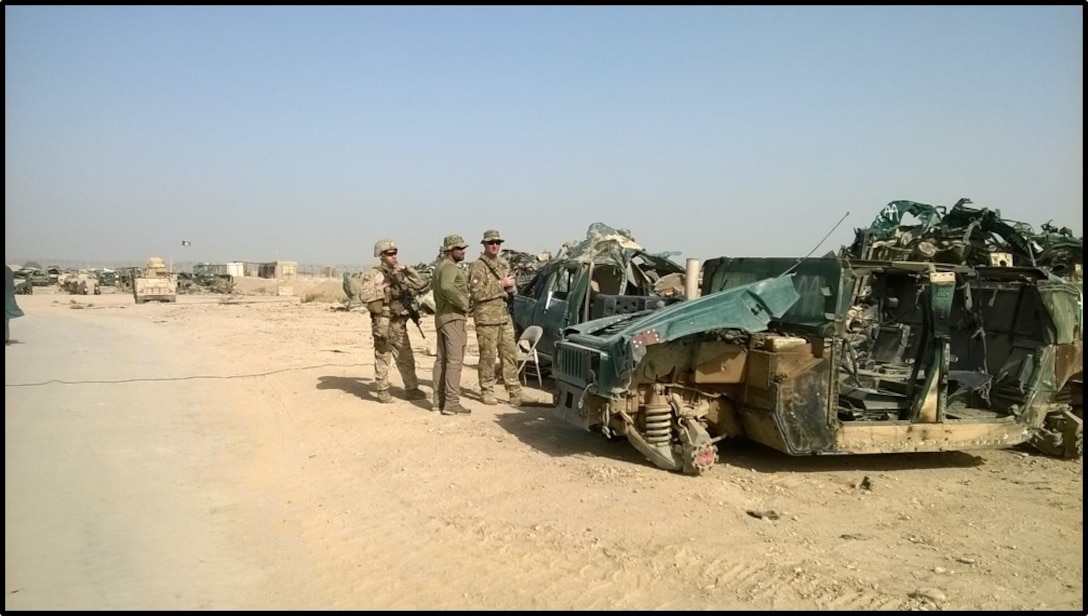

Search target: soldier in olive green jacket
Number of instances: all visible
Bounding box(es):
[431,234,471,415]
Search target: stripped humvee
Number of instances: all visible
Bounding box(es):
[550,199,1083,474]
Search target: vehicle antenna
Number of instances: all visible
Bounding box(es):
[778,211,850,278]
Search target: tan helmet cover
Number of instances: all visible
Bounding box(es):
[373,239,398,257]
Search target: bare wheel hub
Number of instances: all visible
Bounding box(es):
[678,419,719,475]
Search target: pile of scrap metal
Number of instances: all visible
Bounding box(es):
[503,248,552,287]
[60,271,100,295]
[511,222,687,366]
[844,197,1083,280]
[551,222,686,298]
[177,272,235,295]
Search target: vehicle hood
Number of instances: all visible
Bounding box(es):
[563,274,800,359]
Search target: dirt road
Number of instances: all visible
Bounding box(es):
[5,290,1082,610]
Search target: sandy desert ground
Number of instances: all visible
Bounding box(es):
[5,279,1083,610]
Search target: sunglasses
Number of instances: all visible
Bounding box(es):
[484,240,503,246]
[382,250,398,256]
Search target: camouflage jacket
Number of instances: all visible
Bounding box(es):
[468,254,513,325]
[359,263,426,319]
[432,257,470,329]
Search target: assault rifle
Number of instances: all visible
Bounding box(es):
[392,269,426,338]
[399,288,425,338]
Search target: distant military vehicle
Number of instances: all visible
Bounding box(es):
[61,272,100,295]
[95,269,118,287]
[550,199,1083,474]
[132,257,178,304]
[18,268,52,287]
[46,266,63,286]
[14,277,33,295]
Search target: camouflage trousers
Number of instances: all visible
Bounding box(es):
[373,317,419,392]
[475,320,521,397]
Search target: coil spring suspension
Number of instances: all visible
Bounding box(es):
[643,402,672,447]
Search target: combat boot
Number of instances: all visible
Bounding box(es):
[508,393,523,407]
[377,390,393,404]
[481,392,498,406]
[405,388,427,401]
[442,404,471,416]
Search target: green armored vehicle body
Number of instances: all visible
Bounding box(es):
[550,200,1083,474]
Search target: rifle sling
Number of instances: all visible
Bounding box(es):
[480,258,512,306]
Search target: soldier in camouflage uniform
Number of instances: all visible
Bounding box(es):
[468,229,523,407]
[359,239,429,404]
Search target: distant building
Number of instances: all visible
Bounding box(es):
[259,260,297,279]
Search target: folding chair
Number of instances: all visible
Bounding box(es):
[516,325,544,388]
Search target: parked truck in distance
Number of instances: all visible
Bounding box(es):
[132,257,178,304]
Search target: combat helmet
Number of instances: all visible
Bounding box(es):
[373,239,398,257]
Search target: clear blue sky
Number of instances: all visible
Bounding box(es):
[5,6,1083,267]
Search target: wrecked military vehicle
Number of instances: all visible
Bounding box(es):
[95,269,118,287]
[177,264,235,295]
[60,272,101,295]
[512,222,687,364]
[550,199,1083,475]
[848,198,1082,279]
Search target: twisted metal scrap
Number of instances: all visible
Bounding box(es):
[847,198,1082,279]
